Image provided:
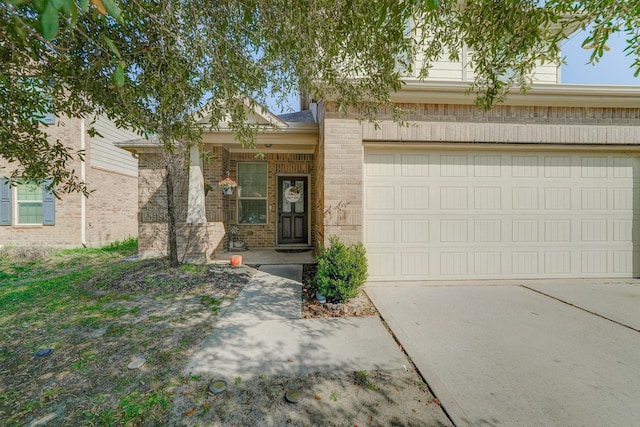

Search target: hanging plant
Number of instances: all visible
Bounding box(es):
[204,181,214,196]
[218,177,237,195]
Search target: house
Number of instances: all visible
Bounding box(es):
[0,115,139,247]
[119,47,640,281]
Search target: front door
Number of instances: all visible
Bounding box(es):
[278,176,308,245]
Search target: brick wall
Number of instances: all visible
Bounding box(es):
[324,102,640,145]
[0,117,82,247]
[137,151,188,258]
[85,166,137,247]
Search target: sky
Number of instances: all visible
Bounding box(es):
[561,29,639,85]
[268,29,639,114]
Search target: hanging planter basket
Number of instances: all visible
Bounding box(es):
[218,177,237,196]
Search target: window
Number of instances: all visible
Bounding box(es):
[237,163,267,224]
[0,178,55,226]
[17,181,44,224]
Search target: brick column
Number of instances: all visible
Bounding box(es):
[321,118,364,246]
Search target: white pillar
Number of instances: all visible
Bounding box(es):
[186,145,207,224]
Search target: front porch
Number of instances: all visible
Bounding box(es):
[121,105,320,264]
[210,247,316,265]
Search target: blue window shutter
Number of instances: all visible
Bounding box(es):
[0,179,11,225]
[42,179,55,225]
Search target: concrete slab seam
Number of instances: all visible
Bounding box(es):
[521,285,640,333]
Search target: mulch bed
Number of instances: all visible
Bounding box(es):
[301,264,378,319]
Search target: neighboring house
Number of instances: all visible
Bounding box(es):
[0,115,139,247]
[119,44,640,281]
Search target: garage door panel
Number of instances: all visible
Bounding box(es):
[613,219,633,241]
[440,252,468,276]
[544,187,572,210]
[365,219,394,243]
[366,186,395,210]
[400,154,430,176]
[401,186,429,209]
[473,219,502,242]
[581,251,608,274]
[364,150,640,280]
[440,219,468,243]
[512,156,539,177]
[512,187,539,210]
[400,219,430,243]
[512,251,539,275]
[581,156,608,177]
[473,155,501,177]
[440,155,468,177]
[401,252,430,276]
[473,252,502,275]
[440,187,468,209]
[474,187,502,210]
[368,252,396,279]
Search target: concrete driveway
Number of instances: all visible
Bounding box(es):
[366,281,640,427]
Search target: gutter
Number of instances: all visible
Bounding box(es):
[80,118,87,247]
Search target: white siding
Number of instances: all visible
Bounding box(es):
[90,115,139,176]
[414,47,559,84]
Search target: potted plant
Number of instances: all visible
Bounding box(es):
[218,177,237,195]
[228,225,246,250]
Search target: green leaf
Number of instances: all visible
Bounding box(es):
[103,35,122,59]
[12,15,27,41]
[40,3,59,40]
[78,0,89,12]
[424,0,439,10]
[114,62,125,87]
[50,0,65,10]
[100,0,124,23]
[32,0,46,12]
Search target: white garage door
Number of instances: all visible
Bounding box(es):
[364,149,640,281]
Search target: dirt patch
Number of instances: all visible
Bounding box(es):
[88,259,254,294]
[301,264,378,319]
[172,370,450,426]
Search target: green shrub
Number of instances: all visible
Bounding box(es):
[314,235,368,303]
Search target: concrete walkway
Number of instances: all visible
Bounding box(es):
[185,265,408,379]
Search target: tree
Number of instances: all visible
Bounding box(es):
[2,0,639,264]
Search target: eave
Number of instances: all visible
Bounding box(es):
[392,81,640,108]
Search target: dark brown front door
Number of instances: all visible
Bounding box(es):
[278,176,308,245]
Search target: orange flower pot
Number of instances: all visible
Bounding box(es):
[230,255,242,266]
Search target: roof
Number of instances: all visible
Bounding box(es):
[277,110,316,123]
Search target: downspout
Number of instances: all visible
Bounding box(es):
[80,118,87,247]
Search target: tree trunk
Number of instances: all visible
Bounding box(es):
[165,159,179,267]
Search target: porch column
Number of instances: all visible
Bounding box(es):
[186,145,207,224]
